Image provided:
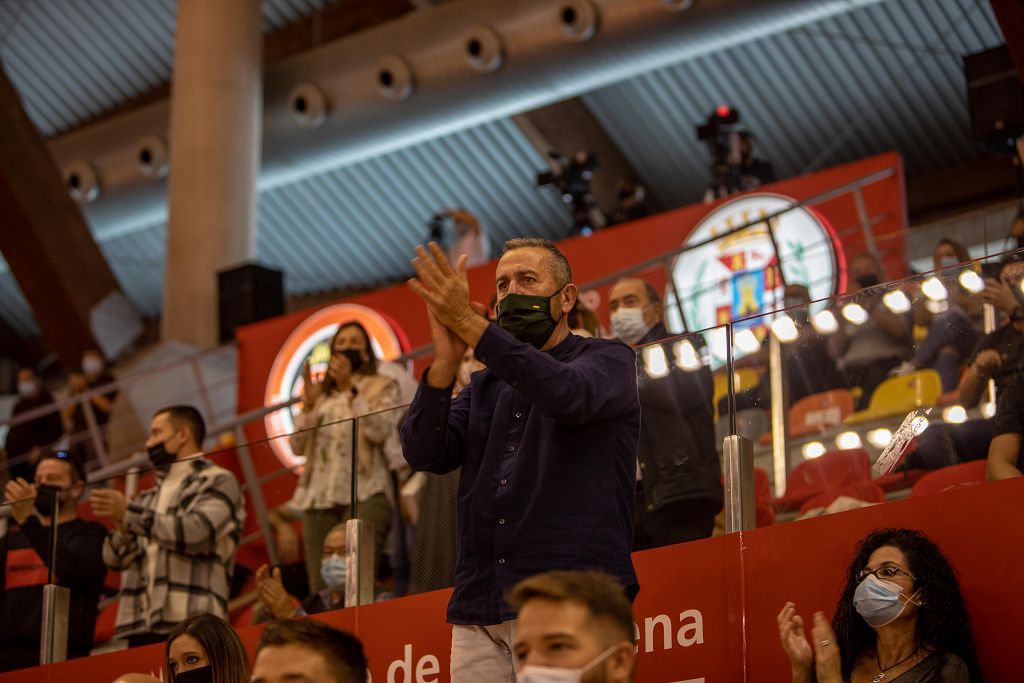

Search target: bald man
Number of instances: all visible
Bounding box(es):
[608,277,722,549]
[112,674,161,683]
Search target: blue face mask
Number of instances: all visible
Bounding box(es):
[938,255,958,269]
[320,553,347,592]
[853,574,919,628]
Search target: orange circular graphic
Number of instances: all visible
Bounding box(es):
[263,303,409,469]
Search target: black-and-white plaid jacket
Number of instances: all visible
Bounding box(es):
[102,457,245,636]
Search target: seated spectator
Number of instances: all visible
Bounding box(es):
[910,259,1024,470]
[987,375,1024,480]
[0,451,107,671]
[273,322,399,594]
[253,523,360,620]
[91,405,244,647]
[113,675,162,683]
[831,254,912,409]
[910,240,981,392]
[731,284,846,411]
[64,349,118,465]
[608,277,721,548]
[4,367,63,482]
[252,619,368,683]
[609,179,649,226]
[509,570,636,683]
[778,528,979,682]
[166,613,250,683]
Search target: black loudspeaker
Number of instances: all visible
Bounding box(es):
[964,45,1024,144]
[217,263,284,342]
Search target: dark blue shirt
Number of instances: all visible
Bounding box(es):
[401,324,640,625]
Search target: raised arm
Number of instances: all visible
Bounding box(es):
[121,469,244,556]
[400,378,471,475]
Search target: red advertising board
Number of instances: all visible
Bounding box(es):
[4,477,1021,682]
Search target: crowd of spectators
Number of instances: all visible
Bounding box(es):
[3,348,118,481]
[0,229,1017,680]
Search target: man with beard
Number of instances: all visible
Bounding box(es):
[1,451,107,670]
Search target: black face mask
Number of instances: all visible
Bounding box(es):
[148,439,176,471]
[855,273,880,289]
[496,286,565,349]
[339,348,365,373]
[33,484,64,517]
[174,665,213,683]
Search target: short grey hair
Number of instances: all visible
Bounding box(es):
[502,237,572,288]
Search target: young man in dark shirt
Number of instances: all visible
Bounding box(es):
[402,239,640,681]
[0,452,107,671]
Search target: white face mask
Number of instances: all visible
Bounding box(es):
[17,380,38,398]
[610,307,651,345]
[517,644,618,683]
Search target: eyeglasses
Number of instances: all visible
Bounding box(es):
[857,565,914,583]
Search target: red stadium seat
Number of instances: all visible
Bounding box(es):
[789,389,855,437]
[910,460,988,497]
[772,448,871,512]
[753,467,775,527]
[874,468,927,493]
[799,480,885,515]
[93,599,119,646]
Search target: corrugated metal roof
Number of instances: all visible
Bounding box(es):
[582,0,1004,208]
[0,0,338,138]
[0,0,1010,340]
[259,116,571,293]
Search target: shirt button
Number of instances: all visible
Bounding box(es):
[498,558,506,565]
[508,445,515,452]
[498,518,506,525]
[499,479,508,486]
[515,412,522,419]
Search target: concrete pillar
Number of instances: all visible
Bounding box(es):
[163,0,262,348]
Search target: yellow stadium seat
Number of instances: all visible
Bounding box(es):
[845,369,942,424]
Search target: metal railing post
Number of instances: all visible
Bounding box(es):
[723,435,756,533]
[190,357,217,428]
[39,488,69,665]
[234,426,279,567]
[768,332,789,498]
[984,302,998,406]
[345,417,374,606]
[853,187,879,259]
[80,399,110,466]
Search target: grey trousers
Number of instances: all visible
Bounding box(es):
[450,620,518,683]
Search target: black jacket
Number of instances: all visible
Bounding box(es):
[636,324,723,512]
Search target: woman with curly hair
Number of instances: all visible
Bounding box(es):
[778,528,981,682]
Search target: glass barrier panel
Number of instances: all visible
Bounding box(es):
[715,250,1024,517]
[633,325,726,548]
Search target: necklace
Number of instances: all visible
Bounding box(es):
[872,648,919,682]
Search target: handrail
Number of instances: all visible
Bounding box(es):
[1,343,236,430]
[2,164,900,473]
[390,165,898,363]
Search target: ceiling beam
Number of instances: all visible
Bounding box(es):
[52,0,416,139]
[0,61,128,364]
[989,0,1024,85]
[513,98,649,224]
